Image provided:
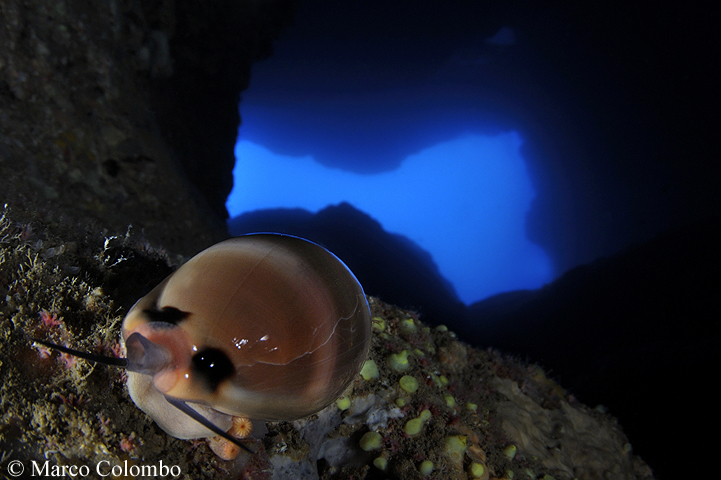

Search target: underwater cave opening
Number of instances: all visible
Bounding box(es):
[226,129,552,306]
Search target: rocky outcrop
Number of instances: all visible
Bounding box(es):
[0,0,295,255]
[467,216,720,478]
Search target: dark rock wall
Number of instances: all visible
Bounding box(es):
[0,0,296,254]
[147,0,296,220]
[467,215,720,479]
[513,4,720,274]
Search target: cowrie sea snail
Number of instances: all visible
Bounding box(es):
[33,234,372,457]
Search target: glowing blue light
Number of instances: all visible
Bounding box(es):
[227,132,552,304]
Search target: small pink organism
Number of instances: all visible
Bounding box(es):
[97,414,112,436]
[119,432,137,454]
[56,393,88,408]
[39,310,62,329]
[109,341,124,358]
[59,351,76,369]
[37,345,53,359]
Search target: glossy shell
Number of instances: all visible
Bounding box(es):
[121,234,371,437]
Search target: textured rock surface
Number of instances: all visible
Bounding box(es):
[0,207,654,479]
[0,0,294,255]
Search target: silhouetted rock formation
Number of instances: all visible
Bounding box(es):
[148,0,296,220]
[467,215,720,479]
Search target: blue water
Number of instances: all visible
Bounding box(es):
[227,131,552,305]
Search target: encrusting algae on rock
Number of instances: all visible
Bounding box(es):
[0,206,655,479]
